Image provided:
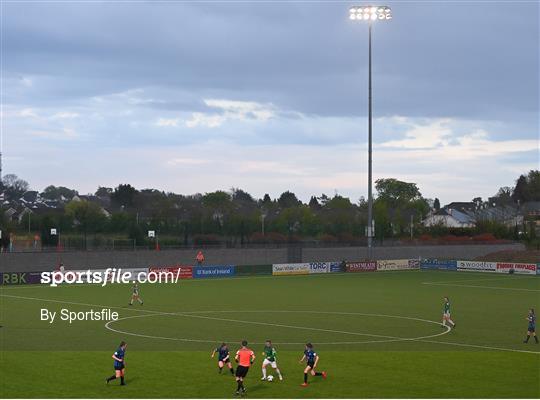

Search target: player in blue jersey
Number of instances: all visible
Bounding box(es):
[211,343,235,375]
[106,341,127,385]
[523,308,538,344]
[299,343,326,387]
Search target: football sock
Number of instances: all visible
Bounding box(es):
[107,375,116,382]
[262,368,267,379]
[525,335,530,342]
[219,367,223,373]
[230,368,235,375]
[304,373,308,383]
[120,376,125,385]
[237,381,242,391]
[315,372,322,376]
[276,369,282,378]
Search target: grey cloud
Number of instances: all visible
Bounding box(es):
[4,2,537,123]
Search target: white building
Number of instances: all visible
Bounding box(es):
[422,208,476,228]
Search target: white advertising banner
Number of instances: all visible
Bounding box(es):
[377,259,416,271]
[496,263,537,275]
[272,263,310,276]
[457,261,497,272]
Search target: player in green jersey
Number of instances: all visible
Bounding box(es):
[261,340,283,381]
[129,282,143,306]
[442,296,455,329]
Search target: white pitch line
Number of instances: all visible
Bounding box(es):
[0,293,442,341]
[2,293,538,355]
[422,282,540,292]
[1,293,451,344]
[0,293,165,315]
[418,339,540,355]
[104,312,449,345]
[423,276,535,285]
[112,309,451,341]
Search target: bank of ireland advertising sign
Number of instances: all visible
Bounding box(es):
[272,263,310,276]
[496,263,537,275]
[457,261,496,272]
[193,266,235,279]
[309,262,330,274]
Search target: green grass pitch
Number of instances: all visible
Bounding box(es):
[1,270,539,398]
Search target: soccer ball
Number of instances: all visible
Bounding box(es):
[267,375,274,382]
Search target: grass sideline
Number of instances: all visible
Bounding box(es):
[1,270,539,398]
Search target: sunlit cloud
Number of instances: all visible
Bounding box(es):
[166,157,210,166]
[12,108,39,118]
[30,128,79,140]
[156,118,181,127]
[380,118,453,149]
[185,112,226,128]
[185,99,276,128]
[50,112,80,120]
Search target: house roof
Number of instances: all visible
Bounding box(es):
[521,201,540,213]
[444,202,476,212]
[20,191,39,203]
[435,208,475,224]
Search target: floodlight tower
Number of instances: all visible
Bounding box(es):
[349,5,392,259]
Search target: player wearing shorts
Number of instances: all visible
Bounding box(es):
[212,343,235,375]
[523,308,538,344]
[261,340,283,381]
[234,340,255,396]
[442,296,455,329]
[299,343,326,387]
[129,282,143,306]
[106,341,127,385]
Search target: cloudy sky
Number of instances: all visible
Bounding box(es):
[2,1,538,204]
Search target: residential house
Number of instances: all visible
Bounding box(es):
[422,208,476,228]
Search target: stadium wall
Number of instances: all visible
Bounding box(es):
[0,243,525,272]
[301,243,525,263]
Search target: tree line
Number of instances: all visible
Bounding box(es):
[0,170,538,248]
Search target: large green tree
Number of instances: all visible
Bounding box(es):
[41,185,78,201]
[2,174,29,200]
[374,178,429,237]
[65,200,107,246]
[111,184,138,209]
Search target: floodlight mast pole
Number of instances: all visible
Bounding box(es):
[367,21,373,260]
[349,5,391,260]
